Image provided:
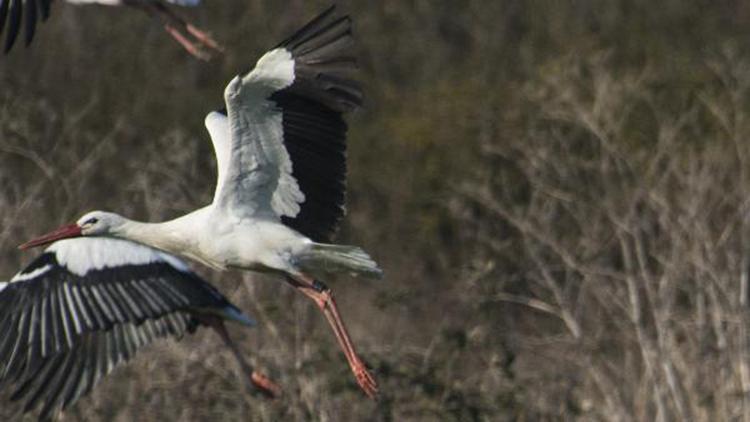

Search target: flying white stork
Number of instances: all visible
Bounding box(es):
[0,237,280,420]
[21,6,383,398]
[0,0,222,59]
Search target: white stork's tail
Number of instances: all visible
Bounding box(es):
[297,243,383,279]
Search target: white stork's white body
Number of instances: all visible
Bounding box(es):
[22,6,382,398]
[113,206,311,273]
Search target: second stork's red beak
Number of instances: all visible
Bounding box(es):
[19,224,83,250]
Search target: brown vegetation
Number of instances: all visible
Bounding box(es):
[3,0,750,420]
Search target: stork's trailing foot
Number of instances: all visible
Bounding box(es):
[352,357,378,399]
[250,371,282,398]
[204,317,282,398]
[287,276,379,399]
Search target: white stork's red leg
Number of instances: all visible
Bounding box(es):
[203,316,282,398]
[287,276,378,398]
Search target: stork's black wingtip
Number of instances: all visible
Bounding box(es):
[276,4,347,50]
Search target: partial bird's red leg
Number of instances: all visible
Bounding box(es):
[287,276,379,398]
[134,1,217,60]
[152,2,224,53]
[163,24,212,61]
[184,23,224,52]
[203,317,282,398]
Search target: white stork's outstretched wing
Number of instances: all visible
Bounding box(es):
[0,0,51,53]
[212,5,362,241]
[0,237,253,420]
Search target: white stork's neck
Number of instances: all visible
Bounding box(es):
[100,207,222,269]
[112,215,197,259]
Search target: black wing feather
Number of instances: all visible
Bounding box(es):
[37,0,50,21]
[0,0,10,39]
[272,6,362,242]
[23,0,35,46]
[4,0,23,53]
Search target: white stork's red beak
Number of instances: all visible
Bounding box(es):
[19,224,83,250]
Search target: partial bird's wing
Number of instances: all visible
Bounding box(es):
[0,237,253,420]
[211,5,361,241]
[0,0,51,54]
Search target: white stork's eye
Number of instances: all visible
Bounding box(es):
[83,217,99,226]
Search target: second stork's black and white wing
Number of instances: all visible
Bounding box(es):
[0,237,253,420]
[209,5,362,242]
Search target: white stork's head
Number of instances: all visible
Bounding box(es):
[75,211,127,236]
[19,211,127,250]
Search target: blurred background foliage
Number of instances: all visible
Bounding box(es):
[3,0,750,420]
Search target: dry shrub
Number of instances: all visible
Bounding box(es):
[458,50,750,420]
